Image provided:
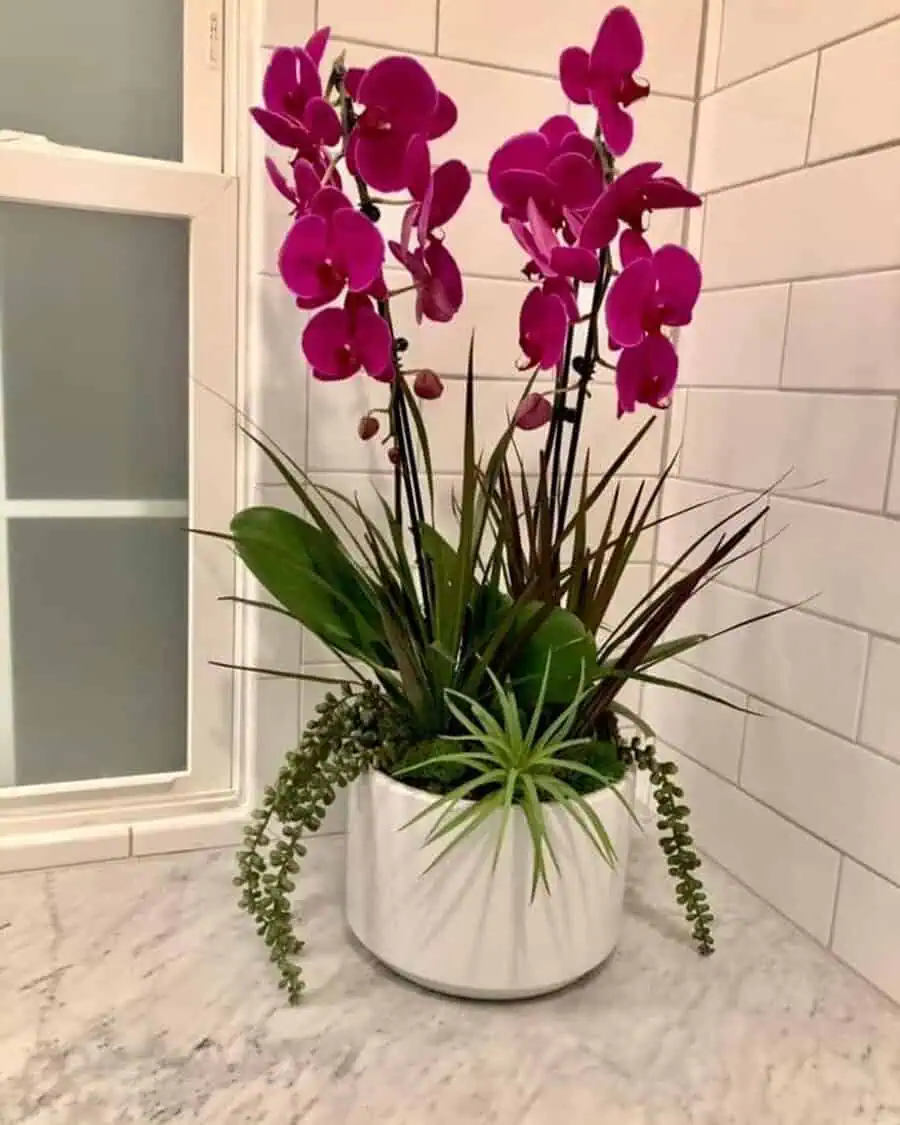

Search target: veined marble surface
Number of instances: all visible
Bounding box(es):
[1,836,899,1125]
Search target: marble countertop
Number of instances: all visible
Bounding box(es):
[1,834,899,1125]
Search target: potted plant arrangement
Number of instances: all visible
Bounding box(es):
[227,6,775,1003]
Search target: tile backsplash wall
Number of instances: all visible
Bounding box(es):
[247,0,900,1004]
[647,0,900,1005]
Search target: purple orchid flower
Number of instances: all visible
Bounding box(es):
[302,294,393,382]
[278,187,385,308]
[347,57,458,192]
[514,391,553,430]
[487,115,604,226]
[605,243,701,416]
[579,162,702,260]
[264,156,341,217]
[403,135,471,240]
[389,235,464,324]
[251,32,341,153]
[559,6,649,157]
[510,199,600,283]
[518,285,570,371]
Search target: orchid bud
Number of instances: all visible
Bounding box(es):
[358,414,380,441]
[413,369,444,400]
[514,392,552,431]
[387,445,401,465]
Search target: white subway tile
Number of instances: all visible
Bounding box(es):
[783,272,900,390]
[680,390,896,511]
[667,750,841,942]
[743,707,900,886]
[437,0,703,97]
[249,275,308,483]
[760,499,900,639]
[860,638,900,763]
[890,441,900,515]
[693,57,817,192]
[810,19,900,162]
[262,0,315,46]
[718,0,900,86]
[656,479,765,590]
[833,860,900,1005]
[451,172,526,279]
[389,274,529,379]
[320,0,437,52]
[675,583,868,737]
[574,95,695,183]
[580,391,665,476]
[703,148,900,289]
[307,376,394,474]
[700,0,724,95]
[254,676,302,791]
[643,663,747,780]
[679,284,789,387]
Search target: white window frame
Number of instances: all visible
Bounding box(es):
[0,0,250,861]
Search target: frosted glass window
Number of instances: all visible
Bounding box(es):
[0,201,189,501]
[0,0,183,161]
[8,518,188,785]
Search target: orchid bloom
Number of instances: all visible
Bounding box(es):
[559,6,649,157]
[251,32,341,154]
[403,135,471,240]
[487,115,604,227]
[511,199,600,284]
[518,286,569,371]
[579,162,701,261]
[347,57,458,192]
[279,188,385,308]
[514,391,553,431]
[302,294,393,382]
[265,157,331,216]
[605,244,702,415]
[389,234,464,324]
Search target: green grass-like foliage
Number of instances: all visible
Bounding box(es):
[396,659,634,899]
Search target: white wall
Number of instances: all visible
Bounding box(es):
[647,0,900,1005]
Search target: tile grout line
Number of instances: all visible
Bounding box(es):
[851,633,873,744]
[776,282,794,388]
[879,396,900,514]
[712,0,726,91]
[706,12,900,98]
[433,0,440,54]
[826,854,845,949]
[803,50,823,164]
[703,259,900,291]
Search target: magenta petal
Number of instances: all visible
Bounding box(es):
[547,152,605,209]
[559,45,591,103]
[619,228,652,266]
[550,245,600,283]
[265,157,296,204]
[654,244,702,324]
[250,106,308,148]
[404,134,431,200]
[539,114,581,147]
[559,131,597,161]
[262,48,300,111]
[606,257,654,347]
[303,96,341,146]
[421,240,463,322]
[519,288,567,369]
[515,391,553,431]
[345,67,365,100]
[526,198,558,262]
[331,209,385,292]
[643,177,703,211]
[496,169,556,218]
[591,5,644,75]
[580,191,619,252]
[616,333,678,415]
[358,56,438,123]
[399,204,420,254]
[293,159,322,207]
[428,92,458,139]
[355,129,411,192]
[310,186,353,218]
[303,307,355,379]
[427,160,471,228]
[305,27,330,68]
[487,132,550,200]
[543,277,579,322]
[278,213,328,297]
[509,218,542,267]
[350,303,392,377]
[599,100,634,157]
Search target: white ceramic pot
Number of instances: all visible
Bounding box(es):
[345,767,635,1000]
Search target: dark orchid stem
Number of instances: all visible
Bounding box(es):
[546,309,577,527]
[556,249,612,541]
[330,58,434,628]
